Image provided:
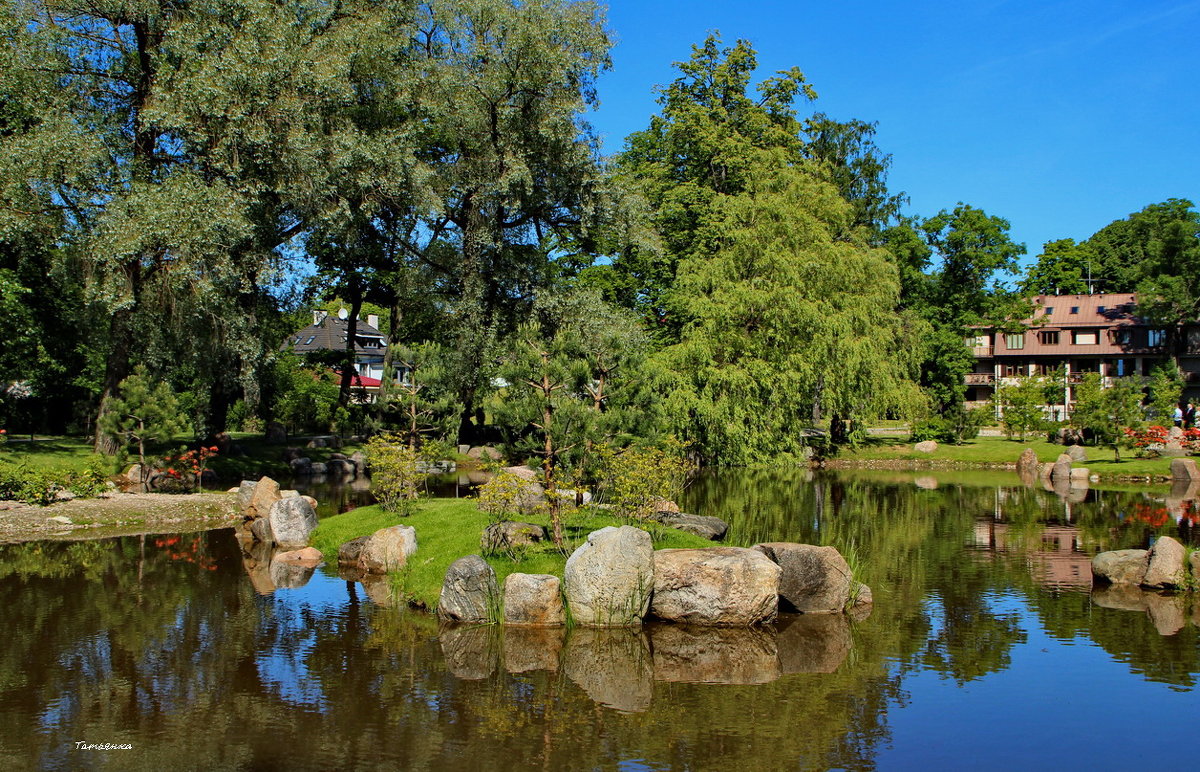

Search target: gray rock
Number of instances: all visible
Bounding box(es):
[1051,453,1073,481]
[1066,444,1087,463]
[350,451,367,476]
[249,516,273,544]
[308,462,328,475]
[360,525,417,574]
[650,547,780,626]
[753,542,853,614]
[1070,467,1090,481]
[503,573,565,627]
[502,465,540,482]
[267,496,318,550]
[1170,458,1199,481]
[438,555,499,624]
[914,440,938,453]
[1143,536,1187,588]
[1091,549,1149,585]
[338,535,370,566]
[265,421,287,444]
[564,526,655,627]
[482,521,547,553]
[326,458,356,478]
[289,457,313,476]
[237,480,258,514]
[467,446,503,461]
[650,511,729,541]
[48,515,73,524]
[648,624,780,685]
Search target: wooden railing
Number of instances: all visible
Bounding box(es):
[964,373,995,385]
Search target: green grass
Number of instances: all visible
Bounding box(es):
[310,498,713,611]
[837,434,1179,478]
[0,436,106,474]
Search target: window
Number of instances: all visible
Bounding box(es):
[1148,329,1167,347]
[304,336,316,345]
[1072,330,1098,345]
[1070,306,1079,314]
[1043,306,1054,315]
[1003,363,1025,377]
[1005,333,1025,350]
[1039,330,1059,345]
[1097,305,1107,314]
[1111,329,1131,345]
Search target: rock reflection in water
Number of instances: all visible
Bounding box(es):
[504,627,564,673]
[440,624,500,680]
[239,537,277,595]
[359,575,393,607]
[563,627,653,713]
[1091,585,1189,636]
[647,624,779,685]
[776,614,852,674]
[268,558,316,589]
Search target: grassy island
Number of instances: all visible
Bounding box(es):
[310,499,713,610]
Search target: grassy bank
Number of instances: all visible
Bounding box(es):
[835,435,1180,478]
[310,499,713,610]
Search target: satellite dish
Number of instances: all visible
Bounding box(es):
[338,307,349,320]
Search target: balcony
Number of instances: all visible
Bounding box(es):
[972,346,994,357]
[964,373,995,385]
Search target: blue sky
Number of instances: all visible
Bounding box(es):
[586,0,1200,269]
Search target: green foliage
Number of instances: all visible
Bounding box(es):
[1146,363,1184,424]
[476,471,542,524]
[1072,374,1145,460]
[271,354,340,435]
[365,434,422,516]
[996,377,1048,441]
[594,442,693,521]
[910,406,987,445]
[920,203,1026,327]
[97,366,186,482]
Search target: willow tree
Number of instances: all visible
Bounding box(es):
[661,160,923,465]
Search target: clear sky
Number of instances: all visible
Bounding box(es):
[585,0,1200,268]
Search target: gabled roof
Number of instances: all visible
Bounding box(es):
[283,314,385,356]
[1029,293,1143,328]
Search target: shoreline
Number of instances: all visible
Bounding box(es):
[0,491,240,544]
[817,458,1170,483]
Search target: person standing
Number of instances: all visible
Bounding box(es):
[1185,402,1197,429]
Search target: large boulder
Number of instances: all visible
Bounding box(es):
[1143,536,1187,588]
[248,476,282,518]
[236,480,257,515]
[564,526,655,627]
[914,440,938,453]
[1170,458,1199,481]
[1066,444,1087,463]
[1051,453,1073,481]
[289,457,313,476]
[650,511,729,541]
[438,555,499,624]
[502,465,539,482]
[753,543,853,614]
[360,525,418,574]
[264,421,287,444]
[650,547,780,626]
[267,497,318,550]
[467,446,504,461]
[503,573,565,627]
[1091,549,1148,585]
[482,521,547,553]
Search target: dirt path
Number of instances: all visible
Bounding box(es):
[0,492,240,543]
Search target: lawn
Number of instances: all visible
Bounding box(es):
[310,498,713,611]
[837,434,1180,478]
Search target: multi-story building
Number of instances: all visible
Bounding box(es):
[283,309,402,400]
[965,293,1200,416]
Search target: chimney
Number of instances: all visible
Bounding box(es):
[313,309,328,325]
[367,314,380,330]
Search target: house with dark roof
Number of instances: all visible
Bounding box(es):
[282,310,399,400]
[966,293,1200,417]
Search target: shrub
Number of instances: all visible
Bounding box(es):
[910,406,987,445]
[366,434,422,515]
[595,442,692,521]
[477,470,541,524]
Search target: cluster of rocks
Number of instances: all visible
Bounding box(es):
[122,463,218,491]
[284,448,367,479]
[438,614,855,710]
[1016,447,1094,500]
[235,476,319,550]
[1092,535,1198,591]
[430,525,871,629]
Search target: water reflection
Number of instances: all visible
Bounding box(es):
[2,470,1200,768]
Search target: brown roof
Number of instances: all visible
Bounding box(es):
[984,293,1167,358]
[1029,293,1141,328]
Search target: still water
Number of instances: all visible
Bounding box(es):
[2,470,1199,770]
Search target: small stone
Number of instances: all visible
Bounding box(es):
[48,515,73,525]
[273,547,324,565]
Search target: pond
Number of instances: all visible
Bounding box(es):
[2,470,1199,770]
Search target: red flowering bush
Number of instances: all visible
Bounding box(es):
[1123,426,1200,456]
[160,446,220,492]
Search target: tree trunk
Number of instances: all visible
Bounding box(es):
[376,295,400,413]
[338,279,364,409]
[94,306,136,454]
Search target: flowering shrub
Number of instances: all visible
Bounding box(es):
[0,428,6,448]
[161,446,220,492]
[1123,426,1200,456]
